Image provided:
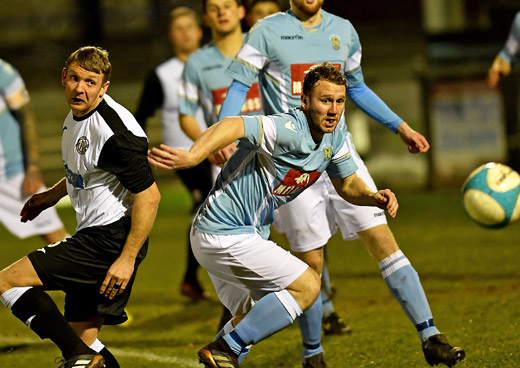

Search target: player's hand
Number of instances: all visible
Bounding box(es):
[373,189,398,218]
[208,143,237,166]
[148,144,195,170]
[22,165,44,196]
[397,122,430,154]
[100,256,135,300]
[20,191,56,222]
[487,56,511,89]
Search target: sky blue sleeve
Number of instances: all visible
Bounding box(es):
[218,80,249,120]
[347,82,403,133]
[499,12,520,63]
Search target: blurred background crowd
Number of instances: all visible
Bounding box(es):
[1,0,519,189]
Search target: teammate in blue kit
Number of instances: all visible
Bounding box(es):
[0,46,160,368]
[149,63,397,368]
[488,11,520,89]
[216,0,465,367]
[0,59,68,244]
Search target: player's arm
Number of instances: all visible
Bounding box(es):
[135,70,164,131]
[488,56,511,89]
[20,178,68,222]
[101,182,160,299]
[347,83,429,154]
[330,175,398,218]
[149,116,245,171]
[488,12,520,89]
[179,113,203,141]
[7,89,44,195]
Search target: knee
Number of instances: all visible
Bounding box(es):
[297,268,321,311]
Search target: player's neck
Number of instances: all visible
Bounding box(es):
[293,8,322,28]
[212,27,244,58]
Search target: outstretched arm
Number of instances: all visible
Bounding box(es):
[20,178,68,222]
[331,175,398,218]
[347,83,429,153]
[488,56,512,89]
[149,116,245,171]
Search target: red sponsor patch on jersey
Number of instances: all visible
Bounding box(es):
[290,63,342,96]
[213,83,262,115]
[272,169,321,196]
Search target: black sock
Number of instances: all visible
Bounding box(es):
[11,288,93,359]
[100,346,120,368]
[183,228,200,284]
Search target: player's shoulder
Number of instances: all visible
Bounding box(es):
[321,9,355,31]
[185,43,220,68]
[0,59,19,80]
[249,10,292,33]
[100,95,146,138]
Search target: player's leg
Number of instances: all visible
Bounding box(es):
[71,317,120,368]
[358,224,465,366]
[177,162,213,301]
[192,231,318,367]
[0,257,103,365]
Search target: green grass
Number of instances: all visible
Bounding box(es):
[1,181,519,367]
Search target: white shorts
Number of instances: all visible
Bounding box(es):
[190,229,308,315]
[272,133,387,252]
[0,174,64,239]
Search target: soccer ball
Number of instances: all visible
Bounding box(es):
[461,162,520,228]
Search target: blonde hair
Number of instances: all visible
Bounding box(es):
[169,6,201,27]
[64,46,111,83]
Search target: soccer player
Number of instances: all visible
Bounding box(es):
[149,62,398,368]
[135,6,213,302]
[178,0,263,172]
[217,0,465,367]
[0,59,68,244]
[0,46,161,368]
[488,11,520,89]
[245,0,282,29]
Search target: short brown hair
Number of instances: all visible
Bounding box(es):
[169,6,201,27]
[202,0,243,13]
[302,62,347,96]
[64,46,111,83]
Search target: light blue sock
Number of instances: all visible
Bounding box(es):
[320,263,335,318]
[379,250,441,341]
[298,292,324,360]
[222,290,302,356]
[215,319,251,363]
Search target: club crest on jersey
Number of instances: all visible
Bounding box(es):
[273,169,321,196]
[323,147,332,160]
[75,136,89,154]
[330,34,341,50]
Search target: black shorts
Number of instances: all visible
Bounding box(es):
[28,217,148,325]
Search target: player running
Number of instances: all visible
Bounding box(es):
[149,62,397,368]
[214,0,465,367]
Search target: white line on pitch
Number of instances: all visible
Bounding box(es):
[110,348,200,367]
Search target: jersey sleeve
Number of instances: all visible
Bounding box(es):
[226,22,270,87]
[499,12,520,63]
[134,69,164,131]
[326,131,358,179]
[98,131,155,194]
[179,56,202,117]
[0,60,29,108]
[343,21,365,87]
[240,114,277,155]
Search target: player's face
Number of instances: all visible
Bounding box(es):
[170,15,203,54]
[302,79,346,142]
[62,62,109,118]
[290,0,323,17]
[247,1,280,27]
[204,0,245,35]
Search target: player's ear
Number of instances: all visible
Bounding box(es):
[301,93,309,110]
[238,5,246,20]
[61,68,67,86]
[100,80,110,97]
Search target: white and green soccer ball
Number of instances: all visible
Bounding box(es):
[461,162,520,229]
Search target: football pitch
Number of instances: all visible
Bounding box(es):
[0,180,518,367]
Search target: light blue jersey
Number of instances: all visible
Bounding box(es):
[226,10,363,115]
[193,108,358,239]
[499,12,520,63]
[179,40,263,127]
[0,59,27,181]
[224,9,402,132]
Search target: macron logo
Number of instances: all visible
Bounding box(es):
[281,35,303,40]
[285,121,297,132]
